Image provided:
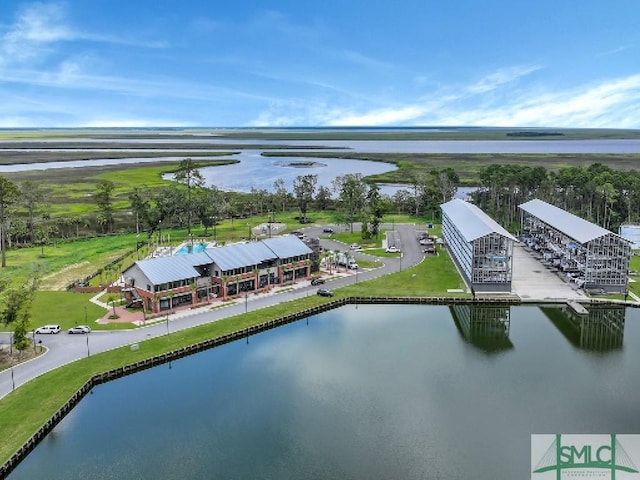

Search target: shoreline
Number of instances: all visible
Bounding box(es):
[1,294,637,478]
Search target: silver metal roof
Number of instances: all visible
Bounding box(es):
[134,254,205,285]
[130,236,314,285]
[519,199,612,244]
[263,235,313,258]
[441,199,516,242]
[205,241,276,271]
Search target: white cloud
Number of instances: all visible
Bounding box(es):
[82,118,192,128]
[448,74,640,127]
[336,49,396,71]
[1,2,69,63]
[252,68,640,128]
[466,65,542,94]
[596,45,633,57]
[0,2,165,66]
[326,105,432,127]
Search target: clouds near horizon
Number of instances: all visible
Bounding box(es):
[0,1,639,128]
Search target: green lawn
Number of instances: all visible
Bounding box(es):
[341,248,468,297]
[628,254,640,297]
[0,231,466,466]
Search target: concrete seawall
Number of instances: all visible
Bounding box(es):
[1,295,637,478]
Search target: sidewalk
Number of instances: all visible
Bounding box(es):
[93,271,356,327]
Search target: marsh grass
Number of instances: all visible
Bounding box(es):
[263,151,640,185]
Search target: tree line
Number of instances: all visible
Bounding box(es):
[471,163,640,231]
[1,159,637,268]
[0,160,460,266]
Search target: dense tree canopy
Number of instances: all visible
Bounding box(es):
[471,163,640,231]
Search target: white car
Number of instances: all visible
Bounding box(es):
[68,325,91,334]
[35,324,61,334]
[386,246,400,253]
[350,243,362,251]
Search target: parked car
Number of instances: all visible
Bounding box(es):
[386,246,400,253]
[310,277,325,286]
[316,288,334,297]
[322,227,334,233]
[68,325,91,334]
[348,261,359,270]
[35,324,61,334]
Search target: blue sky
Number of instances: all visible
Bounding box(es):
[1,0,639,128]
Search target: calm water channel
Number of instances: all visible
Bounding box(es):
[8,304,640,480]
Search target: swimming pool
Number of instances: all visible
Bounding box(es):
[175,243,208,255]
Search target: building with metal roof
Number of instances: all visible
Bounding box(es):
[123,236,313,314]
[441,199,516,293]
[519,199,631,293]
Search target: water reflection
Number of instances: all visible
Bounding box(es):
[540,305,625,351]
[7,304,640,480]
[449,304,513,352]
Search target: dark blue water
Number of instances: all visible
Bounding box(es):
[7,304,640,480]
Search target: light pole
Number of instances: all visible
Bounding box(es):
[84,305,87,325]
[247,223,252,241]
[166,314,169,335]
[86,334,90,357]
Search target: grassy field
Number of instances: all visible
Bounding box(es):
[628,254,640,297]
[3,127,639,142]
[0,209,429,331]
[0,244,465,466]
[2,158,237,217]
[0,234,142,290]
[0,150,237,165]
[263,151,640,185]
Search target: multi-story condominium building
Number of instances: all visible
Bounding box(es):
[123,235,313,313]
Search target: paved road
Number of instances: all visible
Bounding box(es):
[0,223,427,399]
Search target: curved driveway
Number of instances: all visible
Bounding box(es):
[0,223,427,399]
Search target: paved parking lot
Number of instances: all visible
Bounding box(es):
[511,243,585,300]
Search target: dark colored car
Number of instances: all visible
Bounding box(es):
[311,277,325,286]
[316,288,334,297]
[323,227,334,233]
